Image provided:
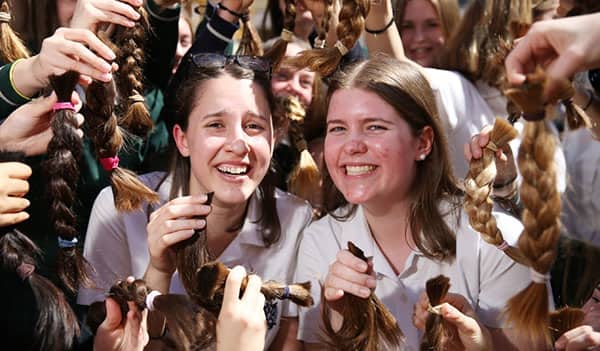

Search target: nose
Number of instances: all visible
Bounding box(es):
[343,138,367,155]
[225,128,251,156]
[414,26,425,42]
[283,78,302,98]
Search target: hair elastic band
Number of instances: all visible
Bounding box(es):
[281,29,294,42]
[0,11,11,23]
[427,303,442,315]
[128,93,146,104]
[282,286,291,299]
[485,141,499,153]
[16,262,35,280]
[365,17,394,35]
[530,268,550,284]
[314,38,326,49]
[522,110,545,121]
[334,41,349,56]
[146,290,162,311]
[100,156,120,171]
[496,241,509,251]
[52,102,75,112]
[58,237,79,248]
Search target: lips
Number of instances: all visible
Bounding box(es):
[216,163,251,176]
[344,164,377,176]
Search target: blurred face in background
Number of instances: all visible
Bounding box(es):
[173,17,193,74]
[270,42,315,107]
[399,0,444,67]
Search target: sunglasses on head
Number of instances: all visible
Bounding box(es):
[190,53,272,79]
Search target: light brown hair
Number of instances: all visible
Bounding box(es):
[0,0,30,63]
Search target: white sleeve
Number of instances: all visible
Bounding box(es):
[295,219,334,343]
[77,187,132,305]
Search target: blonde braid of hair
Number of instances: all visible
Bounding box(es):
[0,0,29,63]
[263,0,296,70]
[288,0,369,77]
[236,11,264,56]
[322,242,404,350]
[505,119,561,347]
[281,96,321,203]
[112,6,153,138]
[463,118,527,264]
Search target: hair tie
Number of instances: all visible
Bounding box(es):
[314,38,326,49]
[427,303,442,315]
[100,156,120,171]
[281,29,294,42]
[530,268,550,284]
[282,286,291,299]
[52,102,75,112]
[522,110,545,121]
[561,98,574,106]
[334,41,349,56]
[485,141,499,153]
[16,263,35,280]
[145,290,162,311]
[496,241,509,251]
[128,93,145,104]
[58,237,79,248]
[0,11,11,23]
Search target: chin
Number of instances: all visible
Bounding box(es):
[213,187,255,206]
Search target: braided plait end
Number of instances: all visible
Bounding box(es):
[113,6,153,137]
[0,0,30,63]
[505,120,561,347]
[43,71,93,293]
[554,80,592,130]
[463,118,527,264]
[264,0,296,70]
[420,275,454,351]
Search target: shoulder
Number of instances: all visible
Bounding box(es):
[274,189,313,228]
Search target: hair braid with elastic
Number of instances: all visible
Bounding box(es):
[289,0,370,77]
[43,71,94,293]
[263,0,296,70]
[463,118,527,264]
[112,6,153,138]
[420,275,455,350]
[0,0,29,63]
[85,32,159,211]
[236,11,264,56]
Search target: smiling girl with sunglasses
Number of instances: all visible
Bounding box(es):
[78,46,312,349]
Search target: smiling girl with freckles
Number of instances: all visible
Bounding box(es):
[78,51,313,350]
[294,56,537,350]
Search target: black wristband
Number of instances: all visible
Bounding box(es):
[365,17,394,35]
[589,69,600,95]
[217,2,246,20]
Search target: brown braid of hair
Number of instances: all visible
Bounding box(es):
[43,71,94,293]
[281,96,321,203]
[0,0,29,63]
[175,191,214,303]
[420,275,456,351]
[195,261,314,314]
[505,120,561,347]
[322,242,403,351]
[463,118,528,264]
[555,82,592,130]
[112,6,153,138]
[86,278,218,351]
[236,11,264,56]
[549,307,585,344]
[263,0,296,70]
[288,0,370,77]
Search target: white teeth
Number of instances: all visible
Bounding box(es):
[345,165,375,176]
[218,165,248,175]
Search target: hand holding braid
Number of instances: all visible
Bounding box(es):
[289,0,369,77]
[463,118,527,264]
[504,68,562,348]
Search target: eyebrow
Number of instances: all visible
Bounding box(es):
[202,109,269,121]
[326,117,394,125]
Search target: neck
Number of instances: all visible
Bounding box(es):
[294,23,313,42]
[363,199,414,247]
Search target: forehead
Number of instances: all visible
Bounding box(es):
[327,88,399,121]
[191,74,271,114]
[404,0,438,19]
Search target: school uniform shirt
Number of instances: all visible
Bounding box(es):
[561,128,600,245]
[424,68,496,180]
[77,171,313,348]
[295,203,545,351]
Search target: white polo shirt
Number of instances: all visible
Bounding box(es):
[295,203,537,350]
[77,172,313,348]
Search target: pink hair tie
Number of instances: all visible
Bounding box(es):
[52,102,75,112]
[100,156,120,171]
[497,241,509,251]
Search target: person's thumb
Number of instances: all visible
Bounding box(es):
[101,297,124,331]
[544,50,584,101]
[27,93,58,117]
[440,303,478,335]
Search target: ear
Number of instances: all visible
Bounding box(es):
[173,124,190,157]
[415,126,434,161]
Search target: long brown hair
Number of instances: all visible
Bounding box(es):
[323,56,462,260]
[9,0,57,53]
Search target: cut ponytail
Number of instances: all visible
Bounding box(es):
[0,0,29,63]
[263,0,296,70]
